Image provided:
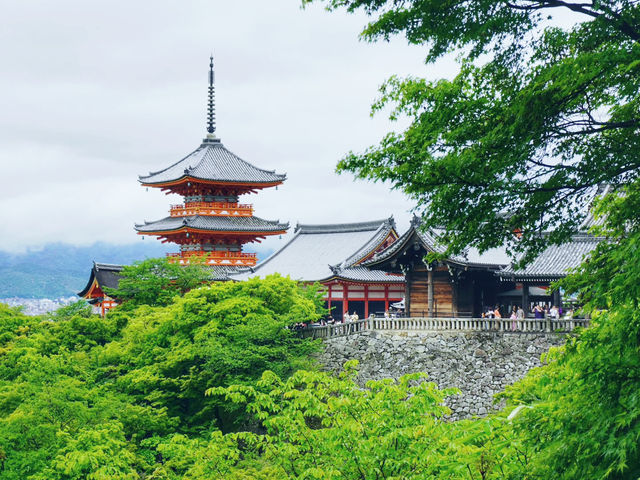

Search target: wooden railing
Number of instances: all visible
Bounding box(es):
[297,319,371,339]
[298,317,590,339]
[170,202,253,217]
[167,251,257,266]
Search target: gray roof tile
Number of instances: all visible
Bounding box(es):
[139,138,286,185]
[500,235,602,280]
[326,266,405,283]
[78,262,123,297]
[135,215,288,234]
[233,218,398,282]
[366,220,509,269]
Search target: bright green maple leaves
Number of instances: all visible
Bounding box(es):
[0,275,321,479]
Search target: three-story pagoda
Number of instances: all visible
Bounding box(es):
[135,57,288,268]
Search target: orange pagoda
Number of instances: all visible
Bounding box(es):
[135,57,288,271]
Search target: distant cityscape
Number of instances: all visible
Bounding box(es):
[2,296,80,316]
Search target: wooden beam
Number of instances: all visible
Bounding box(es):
[427,269,434,317]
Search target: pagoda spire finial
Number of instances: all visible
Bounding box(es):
[207,55,216,136]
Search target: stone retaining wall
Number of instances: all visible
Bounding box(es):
[316,330,567,419]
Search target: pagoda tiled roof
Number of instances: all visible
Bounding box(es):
[135,215,289,234]
[139,137,286,186]
[498,234,602,282]
[232,217,401,283]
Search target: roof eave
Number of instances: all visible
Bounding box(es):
[135,227,288,236]
[139,175,285,189]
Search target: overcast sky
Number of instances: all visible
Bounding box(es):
[0,0,461,254]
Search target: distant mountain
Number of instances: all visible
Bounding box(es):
[0,242,274,299]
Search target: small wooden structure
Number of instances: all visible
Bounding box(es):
[77,262,122,316]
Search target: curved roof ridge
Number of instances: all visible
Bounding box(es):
[139,140,286,185]
[363,222,417,267]
[295,218,391,235]
[216,142,285,177]
[94,262,124,271]
[341,218,396,268]
[139,146,203,180]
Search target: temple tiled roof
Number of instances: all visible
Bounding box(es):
[499,235,602,282]
[232,217,400,283]
[78,262,123,297]
[135,215,288,234]
[207,265,241,281]
[365,219,510,269]
[139,137,286,186]
[325,266,405,283]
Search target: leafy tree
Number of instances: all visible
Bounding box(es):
[105,257,211,308]
[0,275,322,478]
[303,0,640,260]
[103,274,322,433]
[294,5,640,476]
[150,362,525,479]
[496,187,640,480]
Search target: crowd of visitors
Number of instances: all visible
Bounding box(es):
[480,303,576,330]
[483,303,574,320]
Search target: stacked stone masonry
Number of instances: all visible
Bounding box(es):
[316,330,566,420]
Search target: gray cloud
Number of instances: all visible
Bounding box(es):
[0,0,458,253]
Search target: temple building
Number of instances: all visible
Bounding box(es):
[363,218,511,317]
[363,217,602,317]
[135,57,288,274]
[233,218,405,319]
[497,234,602,310]
[78,58,602,318]
[77,262,123,316]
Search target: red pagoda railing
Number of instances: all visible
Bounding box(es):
[169,202,254,217]
[167,251,257,266]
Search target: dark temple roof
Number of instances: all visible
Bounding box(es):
[78,262,240,300]
[233,217,404,283]
[499,235,602,282]
[78,262,123,297]
[365,218,510,272]
[135,215,289,234]
[139,137,286,186]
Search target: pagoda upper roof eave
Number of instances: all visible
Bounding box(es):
[135,226,288,237]
[139,176,285,190]
[138,140,287,186]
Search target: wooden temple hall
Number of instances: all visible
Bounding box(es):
[362,218,601,318]
[79,57,601,318]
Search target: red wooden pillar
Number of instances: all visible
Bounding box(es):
[327,284,332,316]
[343,283,349,317]
[364,285,369,317]
[384,285,389,311]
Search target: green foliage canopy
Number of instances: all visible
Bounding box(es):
[154,362,527,480]
[304,0,640,261]
[105,257,211,308]
[0,275,321,479]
